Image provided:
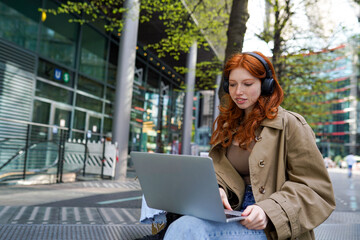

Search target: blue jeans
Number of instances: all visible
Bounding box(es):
[348,165,353,178]
[164,185,267,240]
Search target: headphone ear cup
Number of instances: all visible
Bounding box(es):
[223,77,229,94]
[261,78,275,95]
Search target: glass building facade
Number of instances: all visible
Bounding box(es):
[0,0,187,155]
[312,45,359,158]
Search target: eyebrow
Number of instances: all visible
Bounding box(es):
[229,78,256,82]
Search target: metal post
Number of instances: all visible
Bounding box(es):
[59,129,64,183]
[23,124,31,180]
[212,74,221,130]
[181,41,197,155]
[101,138,106,179]
[56,129,62,183]
[83,134,88,177]
[57,129,66,183]
[112,0,140,180]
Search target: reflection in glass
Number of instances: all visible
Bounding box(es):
[76,94,102,113]
[35,80,73,104]
[54,108,71,128]
[80,25,107,81]
[103,117,112,135]
[39,0,78,67]
[106,87,115,102]
[38,59,74,87]
[0,0,40,51]
[78,75,104,98]
[105,103,113,116]
[32,100,50,124]
[74,110,86,131]
[160,81,171,153]
[108,41,119,86]
[31,100,50,143]
[89,116,101,141]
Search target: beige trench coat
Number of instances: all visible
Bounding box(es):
[209,107,335,240]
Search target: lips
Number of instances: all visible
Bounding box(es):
[235,98,247,104]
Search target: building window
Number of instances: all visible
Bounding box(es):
[106,87,115,102]
[38,59,74,87]
[0,0,40,51]
[35,80,73,104]
[107,40,119,86]
[79,25,108,82]
[39,0,78,67]
[78,75,104,98]
[32,100,50,124]
[76,94,102,113]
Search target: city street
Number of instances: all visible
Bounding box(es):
[0,168,359,239]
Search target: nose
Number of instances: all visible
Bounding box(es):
[235,85,243,95]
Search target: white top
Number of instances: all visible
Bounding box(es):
[345,154,356,166]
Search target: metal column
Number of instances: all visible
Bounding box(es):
[212,74,221,130]
[181,41,197,155]
[112,0,140,180]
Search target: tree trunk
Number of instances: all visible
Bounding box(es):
[218,0,249,100]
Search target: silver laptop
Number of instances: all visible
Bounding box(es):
[130,151,246,223]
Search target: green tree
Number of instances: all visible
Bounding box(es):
[255,0,341,123]
[40,0,250,91]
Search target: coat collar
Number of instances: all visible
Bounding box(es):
[259,106,284,130]
[210,106,284,151]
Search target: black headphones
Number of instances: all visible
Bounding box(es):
[223,52,275,96]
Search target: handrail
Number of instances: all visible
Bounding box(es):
[0,117,69,130]
[0,140,60,171]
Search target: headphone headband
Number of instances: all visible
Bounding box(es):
[243,52,273,79]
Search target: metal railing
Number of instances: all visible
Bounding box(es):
[0,118,69,182]
[0,118,117,183]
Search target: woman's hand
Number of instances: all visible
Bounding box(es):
[240,205,268,230]
[219,188,232,210]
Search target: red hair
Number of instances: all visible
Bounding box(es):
[210,52,284,150]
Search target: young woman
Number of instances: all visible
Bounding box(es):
[164,52,335,240]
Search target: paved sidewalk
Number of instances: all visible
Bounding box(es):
[0,169,359,239]
[0,178,151,240]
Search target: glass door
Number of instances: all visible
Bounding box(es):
[71,110,102,141]
[49,105,72,141]
[88,114,101,141]
[54,108,71,128]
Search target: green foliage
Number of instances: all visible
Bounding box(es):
[40,0,230,90]
[40,1,127,32]
[334,155,343,164]
[175,58,223,91]
[280,50,340,125]
[256,1,351,127]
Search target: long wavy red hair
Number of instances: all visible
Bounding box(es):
[210,52,284,150]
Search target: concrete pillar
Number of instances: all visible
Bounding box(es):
[212,74,221,129]
[181,41,197,155]
[112,0,140,180]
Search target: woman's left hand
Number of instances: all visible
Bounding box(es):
[240,205,268,230]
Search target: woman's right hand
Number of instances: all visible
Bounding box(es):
[219,187,232,210]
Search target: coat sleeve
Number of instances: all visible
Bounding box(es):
[256,113,336,240]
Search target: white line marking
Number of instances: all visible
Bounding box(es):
[85,208,94,222]
[29,207,39,221]
[43,207,51,221]
[0,206,11,218]
[14,206,27,220]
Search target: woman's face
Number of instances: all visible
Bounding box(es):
[228,67,262,116]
